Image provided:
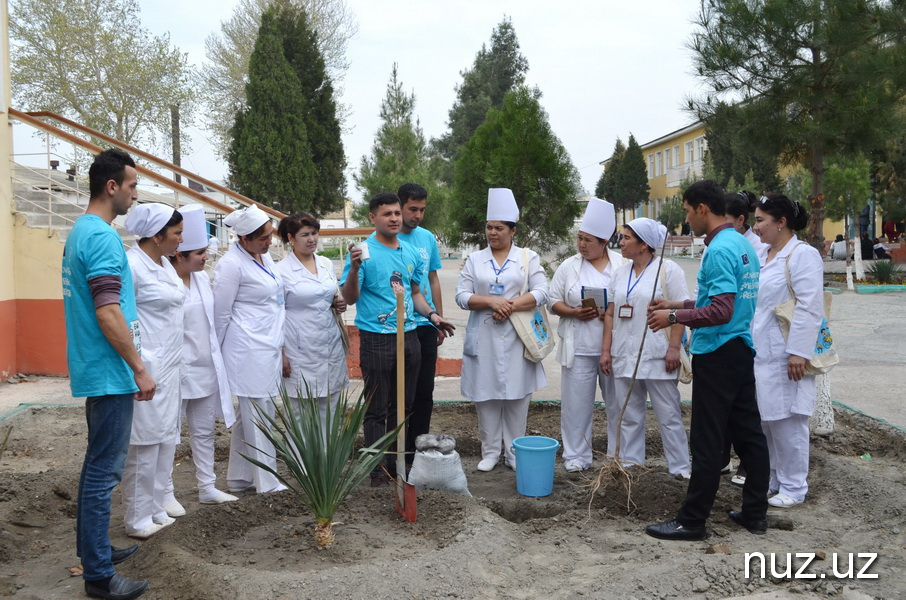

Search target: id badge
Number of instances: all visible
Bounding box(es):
[129,320,142,353]
[618,304,634,319]
[489,283,505,296]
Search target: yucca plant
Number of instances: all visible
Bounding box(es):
[243,385,399,548]
[866,259,903,284]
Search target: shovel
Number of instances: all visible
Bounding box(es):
[394,290,417,522]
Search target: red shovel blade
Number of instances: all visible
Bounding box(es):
[394,476,417,523]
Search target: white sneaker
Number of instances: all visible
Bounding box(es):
[721,459,736,474]
[199,490,239,505]
[768,493,803,508]
[261,483,288,494]
[477,458,498,472]
[505,459,516,471]
[153,515,176,528]
[127,521,166,540]
[163,500,186,517]
[564,460,586,473]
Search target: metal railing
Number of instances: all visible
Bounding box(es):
[8,108,373,256]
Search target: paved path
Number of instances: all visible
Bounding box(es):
[3,255,903,431]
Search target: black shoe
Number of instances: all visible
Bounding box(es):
[110,544,139,565]
[645,519,708,541]
[727,510,767,535]
[85,573,149,600]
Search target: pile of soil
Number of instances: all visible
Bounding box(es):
[0,403,903,599]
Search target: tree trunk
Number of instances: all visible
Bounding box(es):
[807,142,826,252]
[171,105,182,184]
[854,222,865,281]
[844,214,855,291]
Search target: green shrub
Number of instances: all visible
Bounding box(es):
[866,260,903,284]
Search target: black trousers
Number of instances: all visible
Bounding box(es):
[677,337,770,527]
[359,330,421,477]
[406,326,438,465]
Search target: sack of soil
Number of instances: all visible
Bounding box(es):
[407,434,471,496]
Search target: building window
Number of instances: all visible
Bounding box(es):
[696,136,705,162]
[656,152,663,176]
[665,148,672,170]
[648,154,654,178]
[674,145,680,165]
[685,141,694,163]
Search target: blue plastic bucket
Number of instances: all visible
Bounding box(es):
[512,436,560,497]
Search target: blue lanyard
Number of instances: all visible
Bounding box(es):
[626,256,655,299]
[490,258,511,282]
[252,257,276,280]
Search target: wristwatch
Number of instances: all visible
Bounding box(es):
[667,310,677,325]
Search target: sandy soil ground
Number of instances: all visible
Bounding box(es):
[0,402,903,600]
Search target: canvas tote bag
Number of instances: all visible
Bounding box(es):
[510,248,556,362]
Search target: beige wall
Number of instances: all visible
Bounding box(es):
[1,0,15,303]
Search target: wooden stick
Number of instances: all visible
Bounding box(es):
[613,230,670,459]
[395,291,406,506]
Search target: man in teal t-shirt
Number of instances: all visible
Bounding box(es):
[63,148,155,599]
[396,182,445,468]
[340,192,455,486]
[646,179,770,541]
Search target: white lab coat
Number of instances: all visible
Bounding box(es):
[275,253,349,398]
[213,243,285,398]
[180,270,236,428]
[752,237,824,421]
[127,246,185,445]
[744,226,769,261]
[609,258,690,380]
[548,249,627,368]
[455,245,548,402]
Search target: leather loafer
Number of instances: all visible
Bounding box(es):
[85,573,149,600]
[645,519,707,541]
[110,544,139,565]
[727,510,767,534]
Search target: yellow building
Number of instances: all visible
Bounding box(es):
[640,122,707,223]
[602,121,859,244]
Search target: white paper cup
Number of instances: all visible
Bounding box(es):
[357,241,371,261]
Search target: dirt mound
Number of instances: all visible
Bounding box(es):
[1,403,903,599]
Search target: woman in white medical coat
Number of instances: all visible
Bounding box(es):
[455,189,548,472]
[600,218,691,477]
[548,198,626,472]
[275,211,349,437]
[214,204,287,495]
[751,193,823,508]
[162,204,238,511]
[122,204,185,539]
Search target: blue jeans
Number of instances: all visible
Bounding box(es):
[77,394,134,581]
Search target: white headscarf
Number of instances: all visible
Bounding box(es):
[627,218,668,250]
[223,203,270,236]
[124,203,175,238]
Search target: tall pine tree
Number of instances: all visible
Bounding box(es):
[434,18,528,167]
[613,134,649,222]
[276,2,346,215]
[228,9,315,213]
[449,86,582,254]
[688,0,906,248]
[353,65,448,230]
